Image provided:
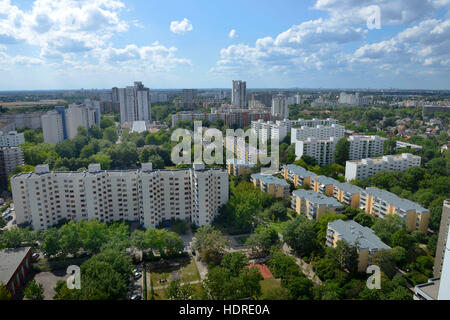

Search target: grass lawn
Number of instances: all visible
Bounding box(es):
[151,283,203,300]
[149,257,201,287]
[260,278,282,297]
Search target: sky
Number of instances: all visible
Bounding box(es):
[0,0,449,90]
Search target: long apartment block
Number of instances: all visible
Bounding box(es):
[11,163,229,230]
[360,187,430,233]
[277,118,339,132]
[345,153,421,181]
[348,135,386,161]
[282,164,316,187]
[251,173,290,199]
[433,200,450,277]
[291,124,345,145]
[295,137,338,166]
[291,189,344,221]
[327,219,391,272]
[251,120,288,142]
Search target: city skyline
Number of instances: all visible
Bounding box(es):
[0,0,448,90]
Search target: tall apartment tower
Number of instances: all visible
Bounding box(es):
[182,89,198,102]
[272,94,289,120]
[119,81,151,124]
[434,201,450,277]
[232,80,247,108]
[41,111,65,144]
[0,147,24,187]
[65,104,101,140]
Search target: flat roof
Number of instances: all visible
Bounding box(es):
[415,278,441,300]
[0,247,31,285]
[251,173,289,187]
[328,220,391,251]
[227,159,256,166]
[292,189,344,207]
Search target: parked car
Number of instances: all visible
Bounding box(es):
[32,253,40,261]
[133,271,142,280]
[130,294,141,300]
[5,216,13,222]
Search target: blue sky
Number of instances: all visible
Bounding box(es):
[0,0,449,90]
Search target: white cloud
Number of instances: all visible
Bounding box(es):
[228,29,237,39]
[170,18,193,35]
[212,0,450,79]
[0,0,191,73]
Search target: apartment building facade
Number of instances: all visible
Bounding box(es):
[251,120,288,142]
[291,124,345,145]
[226,159,256,176]
[251,173,290,199]
[327,220,391,272]
[41,110,65,144]
[0,147,24,187]
[271,94,289,120]
[348,135,386,161]
[333,182,363,209]
[291,189,344,221]
[0,131,24,147]
[434,200,450,277]
[119,81,151,124]
[360,187,430,233]
[345,153,422,181]
[232,80,247,108]
[295,137,338,166]
[282,164,315,187]
[11,163,228,231]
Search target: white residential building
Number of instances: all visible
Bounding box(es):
[345,153,422,181]
[295,137,338,166]
[251,120,288,142]
[232,80,247,108]
[41,111,65,144]
[0,131,25,147]
[65,104,100,139]
[291,124,345,145]
[271,94,289,120]
[276,118,339,133]
[11,163,228,230]
[348,135,386,161]
[0,147,24,186]
[438,201,450,300]
[119,81,151,124]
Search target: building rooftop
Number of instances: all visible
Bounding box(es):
[284,164,315,178]
[415,278,441,300]
[311,175,340,186]
[347,153,421,165]
[0,247,31,285]
[328,220,391,251]
[292,189,344,208]
[131,121,148,133]
[251,173,289,187]
[335,182,364,194]
[364,187,429,214]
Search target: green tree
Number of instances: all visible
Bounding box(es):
[221,252,249,277]
[40,228,61,257]
[166,279,195,300]
[372,215,406,245]
[245,225,278,257]
[192,226,230,266]
[354,212,376,228]
[283,215,317,257]
[24,280,44,300]
[0,283,11,300]
[334,138,350,166]
[103,127,118,143]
